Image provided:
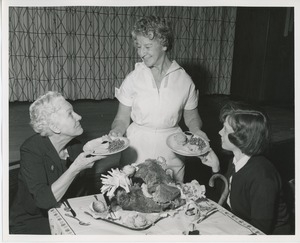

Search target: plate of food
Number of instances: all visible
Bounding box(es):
[166,131,210,157]
[83,135,130,156]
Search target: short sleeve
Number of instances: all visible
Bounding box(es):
[115,73,134,107]
[184,82,198,110]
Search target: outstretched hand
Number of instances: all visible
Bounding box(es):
[198,150,220,173]
[51,152,106,202]
[70,151,106,173]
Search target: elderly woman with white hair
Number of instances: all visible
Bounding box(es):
[9,91,105,234]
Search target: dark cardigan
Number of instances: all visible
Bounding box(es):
[9,134,86,234]
[228,155,290,234]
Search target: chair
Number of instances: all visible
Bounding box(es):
[288,178,295,212]
[9,163,20,208]
[287,178,295,233]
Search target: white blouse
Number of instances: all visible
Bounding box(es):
[115,60,198,129]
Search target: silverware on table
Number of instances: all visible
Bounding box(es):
[65,213,90,226]
[84,211,94,217]
[62,201,71,212]
[196,207,218,224]
[62,199,77,217]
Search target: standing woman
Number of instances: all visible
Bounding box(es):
[200,101,291,234]
[110,15,208,182]
[10,91,105,234]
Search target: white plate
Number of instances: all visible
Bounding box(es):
[83,136,130,156]
[166,132,210,157]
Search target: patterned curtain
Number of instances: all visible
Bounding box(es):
[9,6,236,101]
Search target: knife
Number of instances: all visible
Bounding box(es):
[64,199,76,217]
[102,193,111,208]
[102,194,117,218]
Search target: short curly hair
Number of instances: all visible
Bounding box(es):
[131,15,174,52]
[219,101,270,156]
[29,91,64,136]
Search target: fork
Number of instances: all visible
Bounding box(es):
[62,199,77,217]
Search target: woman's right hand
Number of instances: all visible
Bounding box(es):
[52,152,106,201]
[198,150,220,173]
[109,129,123,137]
[110,103,131,137]
[70,151,106,173]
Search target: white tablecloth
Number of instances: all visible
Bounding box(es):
[49,194,264,235]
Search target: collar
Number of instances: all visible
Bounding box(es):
[233,154,251,172]
[136,60,182,75]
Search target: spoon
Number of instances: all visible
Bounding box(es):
[65,213,90,226]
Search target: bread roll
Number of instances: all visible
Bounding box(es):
[133,214,147,227]
[174,133,187,145]
[92,200,106,213]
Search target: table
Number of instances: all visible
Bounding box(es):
[48,194,264,235]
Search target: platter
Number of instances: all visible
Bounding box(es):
[85,210,163,231]
[83,136,130,156]
[85,202,163,230]
[166,132,210,157]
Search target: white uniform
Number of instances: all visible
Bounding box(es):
[116,61,198,182]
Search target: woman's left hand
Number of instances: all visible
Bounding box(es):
[51,152,106,202]
[71,152,106,173]
[198,150,220,173]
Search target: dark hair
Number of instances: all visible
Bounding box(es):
[219,101,270,156]
[131,15,174,52]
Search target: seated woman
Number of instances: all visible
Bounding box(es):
[9,91,105,234]
[199,101,291,235]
